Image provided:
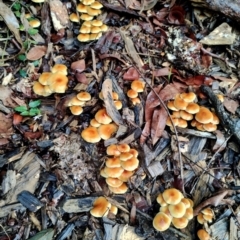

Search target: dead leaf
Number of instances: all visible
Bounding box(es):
[49,0,69,31]
[0,2,23,49]
[123,67,139,81]
[151,107,168,145]
[168,5,185,25]
[71,59,86,72]
[223,97,239,114]
[152,67,173,77]
[27,46,47,60]
[24,131,43,139]
[0,112,13,138]
[75,72,89,84]
[212,130,227,152]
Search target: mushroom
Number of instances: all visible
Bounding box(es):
[109,205,118,215]
[171,217,188,229]
[38,72,52,85]
[106,177,123,187]
[100,169,108,178]
[90,118,101,127]
[120,157,139,171]
[77,91,91,101]
[108,182,128,194]
[47,72,68,93]
[180,92,196,102]
[174,94,188,110]
[181,198,191,208]
[77,3,88,13]
[33,81,51,96]
[131,80,145,92]
[162,188,183,205]
[95,108,112,124]
[81,126,101,143]
[87,7,101,16]
[168,202,186,218]
[195,107,213,124]
[185,102,200,114]
[103,167,124,178]
[106,144,121,156]
[29,19,41,28]
[51,64,68,75]
[197,213,205,224]
[184,207,193,220]
[98,123,118,140]
[118,170,134,182]
[197,229,210,240]
[131,97,141,105]
[69,13,80,22]
[129,148,138,157]
[119,152,133,161]
[117,144,130,153]
[167,101,178,111]
[217,94,224,102]
[80,14,94,21]
[90,196,111,217]
[152,212,171,232]
[114,101,122,110]
[166,117,179,127]
[105,157,121,168]
[80,25,91,34]
[156,193,168,207]
[90,1,103,9]
[177,118,188,128]
[69,106,83,115]
[68,96,85,106]
[159,206,172,219]
[77,33,90,42]
[127,89,138,98]
[202,123,217,132]
[179,110,193,121]
[81,0,95,5]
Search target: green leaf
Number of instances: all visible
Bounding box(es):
[19,24,25,31]
[28,28,38,35]
[17,54,26,61]
[14,11,21,18]
[20,111,30,116]
[12,2,21,11]
[33,60,40,67]
[14,105,28,112]
[29,100,41,108]
[29,108,41,116]
[28,228,54,240]
[19,69,27,77]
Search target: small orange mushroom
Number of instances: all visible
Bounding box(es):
[51,64,68,75]
[81,126,101,143]
[152,212,171,232]
[90,196,111,218]
[162,188,183,205]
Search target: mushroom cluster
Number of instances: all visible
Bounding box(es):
[127,79,145,105]
[197,229,211,240]
[153,188,194,231]
[90,196,118,218]
[100,144,139,194]
[167,92,220,132]
[197,208,214,224]
[67,91,91,115]
[71,0,108,42]
[99,91,123,110]
[81,108,118,143]
[33,64,69,96]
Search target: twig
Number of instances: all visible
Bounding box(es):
[0,223,10,240]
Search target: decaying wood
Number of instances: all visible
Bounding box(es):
[191,0,240,23]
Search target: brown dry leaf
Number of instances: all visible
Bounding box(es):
[102,78,123,125]
[71,59,86,72]
[0,2,23,50]
[212,130,227,152]
[168,5,185,25]
[0,112,13,138]
[223,97,239,114]
[75,72,89,84]
[151,107,168,145]
[123,67,139,81]
[49,0,69,31]
[27,46,47,60]
[152,67,173,77]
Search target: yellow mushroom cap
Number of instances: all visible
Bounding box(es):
[89,32,102,41]
[117,144,130,153]
[104,167,124,178]
[90,196,111,218]
[68,96,85,106]
[51,64,68,75]
[131,80,145,92]
[131,97,141,105]
[195,107,213,124]
[174,95,188,110]
[118,170,134,182]
[127,89,138,98]
[106,144,121,156]
[80,14,94,21]
[90,118,101,128]
[47,72,68,93]
[43,85,53,96]
[167,101,178,111]
[106,177,123,187]
[172,111,181,118]
[95,108,112,124]
[81,0,95,5]
[38,72,52,85]
[33,81,46,96]
[69,13,80,22]
[91,26,102,33]
[162,188,183,205]
[168,202,186,218]
[81,126,101,143]
[197,213,205,224]
[129,148,138,157]
[77,91,91,101]
[70,106,83,115]
[109,182,128,194]
[77,33,90,42]
[106,157,121,168]
[120,157,139,171]
[203,214,213,223]
[171,217,188,229]
[156,193,168,207]
[217,94,224,102]
[201,208,214,216]
[100,169,108,178]
[177,118,188,128]
[180,92,196,102]
[80,25,91,34]
[212,112,220,124]
[114,100,122,110]
[87,7,101,16]
[179,110,193,121]
[197,229,210,240]
[29,19,41,28]
[98,123,118,140]
[91,19,103,27]
[153,212,171,232]
[159,206,173,219]
[202,123,217,132]
[101,24,108,32]
[184,207,193,220]
[90,1,103,9]
[82,21,92,27]
[119,152,133,161]
[31,0,45,3]
[77,3,88,13]
[109,205,118,215]
[186,198,194,207]
[166,117,179,127]
[181,198,191,208]
[185,102,200,114]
